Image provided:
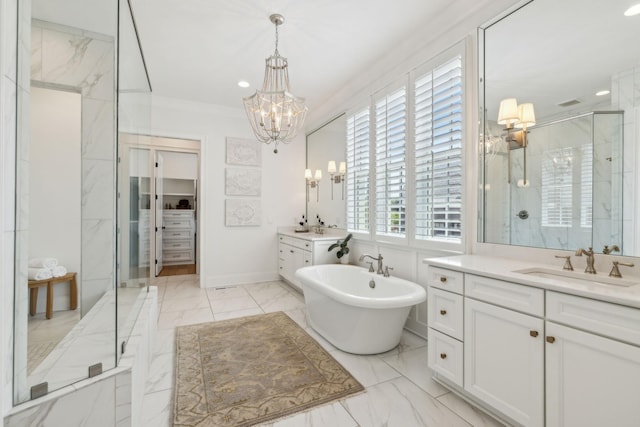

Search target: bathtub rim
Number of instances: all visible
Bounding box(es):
[295,264,426,309]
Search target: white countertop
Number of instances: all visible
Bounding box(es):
[278,226,349,242]
[424,255,640,309]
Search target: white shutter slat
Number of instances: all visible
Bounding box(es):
[414,55,463,241]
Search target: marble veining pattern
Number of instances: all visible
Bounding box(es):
[142,274,506,427]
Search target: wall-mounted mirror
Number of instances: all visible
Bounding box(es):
[479,0,640,256]
[306,114,347,229]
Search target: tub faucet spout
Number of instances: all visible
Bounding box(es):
[359,254,384,275]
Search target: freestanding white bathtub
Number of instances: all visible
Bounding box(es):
[295,264,426,354]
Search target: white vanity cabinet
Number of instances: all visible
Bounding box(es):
[427,267,464,387]
[464,296,544,426]
[277,234,335,292]
[545,292,640,427]
[425,260,640,427]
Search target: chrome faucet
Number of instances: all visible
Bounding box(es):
[575,247,596,274]
[359,253,384,275]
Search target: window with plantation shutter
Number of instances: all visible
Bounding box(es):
[375,87,407,237]
[414,56,462,241]
[542,147,573,227]
[346,108,370,233]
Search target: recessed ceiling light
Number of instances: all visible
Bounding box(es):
[237,80,250,88]
[624,3,640,16]
[596,90,610,96]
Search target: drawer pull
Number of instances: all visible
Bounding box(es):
[439,309,447,315]
[530,330,539,338]
[440,276,447,283]
[546,336,556,344]
[290,250,294,253]
[440,353,447,359]
[305,260,309,263]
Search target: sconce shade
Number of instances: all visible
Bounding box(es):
[304,169,312,180]
[339,161,346,174]
[515,103,536,129]
[314,169,322,180]
[327,161,337,174]
[497,98,520,127]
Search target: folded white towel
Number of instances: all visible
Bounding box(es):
[50,266,67,278]
[28,258,58,269]
[28,267,52,281]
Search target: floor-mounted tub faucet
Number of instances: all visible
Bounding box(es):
[359,254,384,275]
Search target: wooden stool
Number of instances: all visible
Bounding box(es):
[28,272,78,319]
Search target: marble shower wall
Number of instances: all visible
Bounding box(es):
[11,19,116,404]
[30,19,116,317]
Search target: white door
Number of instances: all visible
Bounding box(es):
[155,152,164,276]
[546,322,640,427]
[464,298,544,427]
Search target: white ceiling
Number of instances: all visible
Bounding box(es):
[128,0,507,112]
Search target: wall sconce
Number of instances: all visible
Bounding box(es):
[498,99,536,187]
[327,161,346,200]
[305,168,322,202]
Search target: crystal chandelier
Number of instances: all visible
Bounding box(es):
[243,14,308,154]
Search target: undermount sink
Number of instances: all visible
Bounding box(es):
[513,267,639,288]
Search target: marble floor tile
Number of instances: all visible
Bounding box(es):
[342,376,471,427]
[141,389,173,427]
[438,392,507,427]
[162,285,208,300]
[141,280,509,427]
[260,401,359,427]
[153,328,176,355]
[159,295,210,313]
[380,346,450,397]
[214,307,264,321]
[208,295,261,314]
[206,285,249,300]
[329,350,401,388]
[283,307,310,329]
[258,292,306,313]
[156,307,214,330]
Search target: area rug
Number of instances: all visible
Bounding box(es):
[173,311,364,426]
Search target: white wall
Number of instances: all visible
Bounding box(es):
[29,86,81,312]
[144,96,306,287]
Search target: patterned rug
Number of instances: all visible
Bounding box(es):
[173,312,364,426]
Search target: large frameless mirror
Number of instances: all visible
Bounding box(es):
[306,114,347,230]
[479,0,640,256]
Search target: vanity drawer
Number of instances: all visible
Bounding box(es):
[428,287,464,340]
[465,274,544,317]
[163,218,192,229]
[163,209,194,218]
[427,266,464,294]
[163,240,191,251]
[278,234,312,251]
[428,328,463,387]
[164,230,191,240]
[546,291,640,346]
[162,250,193,263]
